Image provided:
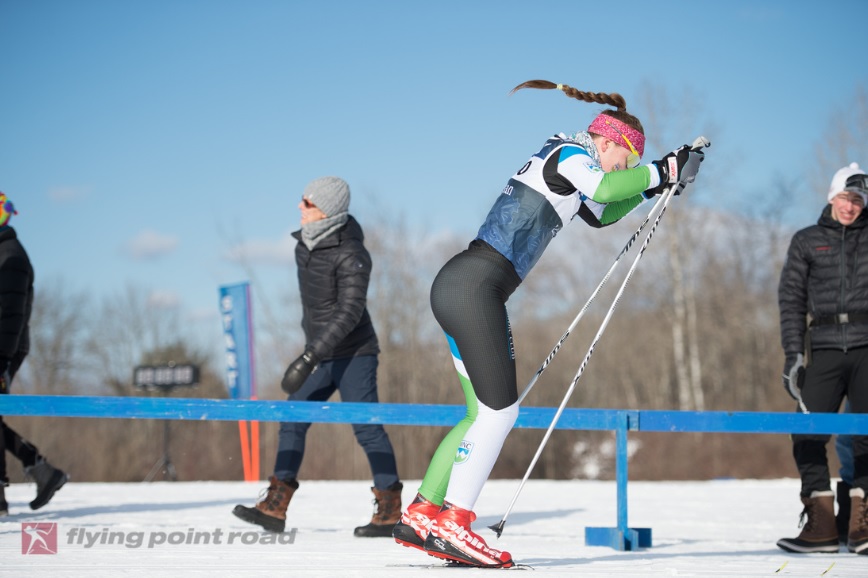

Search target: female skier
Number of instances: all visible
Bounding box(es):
[392,79,705,568]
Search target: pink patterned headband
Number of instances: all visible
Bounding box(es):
[587,113,645,158]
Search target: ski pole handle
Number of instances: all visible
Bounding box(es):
[666,136,710,196]
[691,136,711,150]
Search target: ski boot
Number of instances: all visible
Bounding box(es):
[424,501,514,568]
[393,493,440,551]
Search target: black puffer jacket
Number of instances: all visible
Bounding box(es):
[0,227,33,360]
[292,216,379,361]
[779,206,868,355]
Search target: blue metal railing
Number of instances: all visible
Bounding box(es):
[2,395,866,550]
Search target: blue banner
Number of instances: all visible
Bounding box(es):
[218,282,255,400]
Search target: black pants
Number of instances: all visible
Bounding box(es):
[793,347,868,495]
[0,350,40,484]
[273,355,399,489]
[429,240,522,411]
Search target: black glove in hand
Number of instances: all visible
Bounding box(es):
[646,160,680,198]
[781,353,805,401]
[645,162,669,198]
[665,145,704,185]
[648,146,705,197]
[281,350,319,394]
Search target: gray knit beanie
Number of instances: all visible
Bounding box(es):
[304,176,350,217]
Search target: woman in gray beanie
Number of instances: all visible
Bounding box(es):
[233,176,402,537]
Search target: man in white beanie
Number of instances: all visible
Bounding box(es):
[778,163,868,555]
[827,162,868,207]
[233,177,402,538]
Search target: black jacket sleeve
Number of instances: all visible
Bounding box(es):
[778,233,809,356]
[306,239,373,360]
[0,253,31,360]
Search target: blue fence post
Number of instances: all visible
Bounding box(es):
[585,410,652,550]
[616,410,629,535]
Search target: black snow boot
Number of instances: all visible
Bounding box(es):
[25,459,69,510]
[0,481,8,516]
[837,480,852,543]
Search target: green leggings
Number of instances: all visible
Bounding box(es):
[418,370,478,505]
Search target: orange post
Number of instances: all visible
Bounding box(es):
[250,395,260,481]
[238,420,252,481]
[251,420,260,480]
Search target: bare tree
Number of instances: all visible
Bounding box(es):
[19,277,90,395]
[811,85,868,192]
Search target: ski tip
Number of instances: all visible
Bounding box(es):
[488,521,505,538]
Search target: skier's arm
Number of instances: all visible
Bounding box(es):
[590,166,655,203]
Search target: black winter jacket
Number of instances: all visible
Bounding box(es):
[779,206,868,355]
[292,216,379,361]
[0,227,33,360]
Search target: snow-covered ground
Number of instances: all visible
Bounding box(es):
[0,478,863,577]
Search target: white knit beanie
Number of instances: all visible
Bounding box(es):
[828,162,868,204]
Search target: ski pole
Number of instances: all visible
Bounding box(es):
[490,136,711,538]
[517,192,669,405]
[798,395,810,414]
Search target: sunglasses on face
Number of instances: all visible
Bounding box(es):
[302,197,317,209]
[845,173,868,193]
[605,120,641,169]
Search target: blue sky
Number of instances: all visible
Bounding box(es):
[2,0,866,338]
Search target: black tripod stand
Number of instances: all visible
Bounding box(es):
[144,419,178,482]
[133,363,200,482]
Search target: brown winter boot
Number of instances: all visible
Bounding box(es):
[353,482,403,537]
[847,487,868,554]
[777,491,839,553]
[778,490,838,554]
[232,476,298,533]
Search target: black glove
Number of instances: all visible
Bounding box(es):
[648,146,705,197]
[782,352,805,401]
[0,358,10,394]
[645,175,686,198]
[281,350,319,394]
